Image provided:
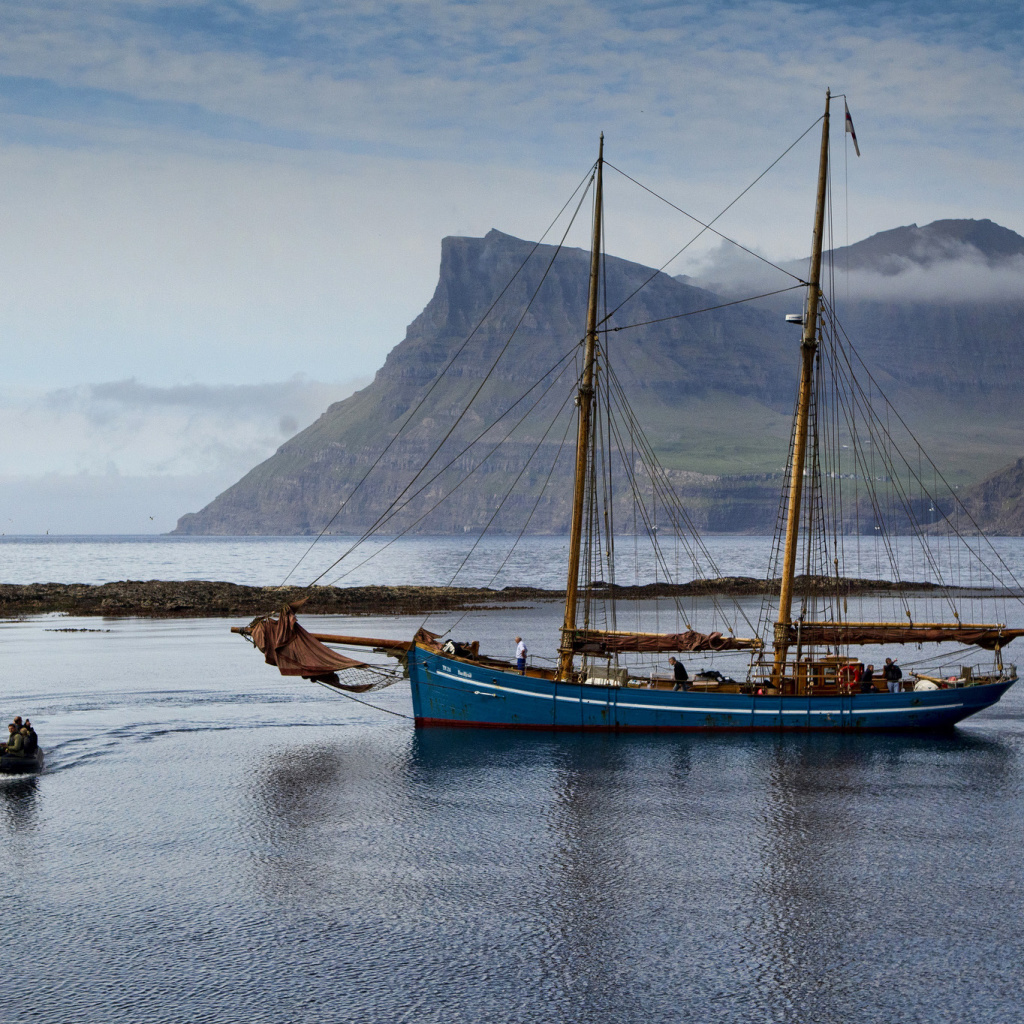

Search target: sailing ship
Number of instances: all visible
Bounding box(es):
[236,90,1022,731]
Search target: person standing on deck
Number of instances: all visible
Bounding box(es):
[668,657,689,691]
[883,658,903,693]
[515,637,527,674]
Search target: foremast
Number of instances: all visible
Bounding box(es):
[771,89,831,687]
[558,134,604,682]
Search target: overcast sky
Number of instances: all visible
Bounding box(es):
[1,0,1021,532]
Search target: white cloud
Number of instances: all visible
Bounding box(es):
[1,2,1022,170]
[0,375,366,532]
[842,257,1024,303]
[0,0,1021,533]
[683,240,1024,305]
[0,376,365,477]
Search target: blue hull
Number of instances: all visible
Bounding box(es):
[408,647,1015,732]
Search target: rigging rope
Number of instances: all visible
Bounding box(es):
[311,678,414,719]
[605,284,805,332]
[822,295,1024,596]
[282,120,828,592]
[600,355,761,638]
[280,164,597,586]
[328,344,579,566]
[437,372,579,590]
[601,112,822,300]
[433,391,579,639]
[325,348,581,586]
[306,179,596,587]
[821,297,1023,614]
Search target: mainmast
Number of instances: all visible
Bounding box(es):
[772,90,831,686]
[559,135,604,681]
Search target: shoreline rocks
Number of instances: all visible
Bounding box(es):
[0,575,963,619]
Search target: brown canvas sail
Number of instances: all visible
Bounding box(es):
[249,605,368,679]
[569,628,761,655]
[784,622,1024,650]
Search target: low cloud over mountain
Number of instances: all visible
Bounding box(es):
[0,376,366,533]
[685,218,1024,303]
[173,220,1024,538]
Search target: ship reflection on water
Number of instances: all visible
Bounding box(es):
[3,612,1022,1023]
[246,724,1024,1022]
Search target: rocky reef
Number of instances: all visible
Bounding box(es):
[0,576,951,619]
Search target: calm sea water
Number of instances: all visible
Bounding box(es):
[3,539,1024,1021]
[2,604,1024,1022]
[4,533,1024,587]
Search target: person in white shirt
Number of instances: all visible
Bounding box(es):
[515,637,527,674]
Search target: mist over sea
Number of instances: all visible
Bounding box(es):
[4,535,1024,1022]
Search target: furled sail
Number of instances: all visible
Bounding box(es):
[783,622,1024,650]
[569,628,762,655]
[248,605,369,683]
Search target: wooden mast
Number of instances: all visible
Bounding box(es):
[772,90,831,686]
[559,134,604,681]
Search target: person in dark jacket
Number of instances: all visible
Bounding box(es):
[883,658,903,693]
[668,657,689,691]
[22,721,37,756]
[859,664,875,692]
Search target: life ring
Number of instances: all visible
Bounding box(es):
[838,664,859,692]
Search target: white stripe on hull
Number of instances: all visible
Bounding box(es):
[435,669,966,716]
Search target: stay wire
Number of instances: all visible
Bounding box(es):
[327,343,579,557]
[285,121,821,588]
[306,179,597,587]
[605,284,805,333]
[819,297,1003,620]
[820,310,928,613]
[325,349,582,586]
[441,378,579,592]
[311,679,413,719]
[599,113,822,311]
[436,387,580,639]
[601,358,760,637]
[540,120,819,360]
[281,163,597,586]
[822,293,1024,597]
[601,402,715,636]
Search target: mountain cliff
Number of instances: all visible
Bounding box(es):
[173,230,799,535]
[824,218,1024,273]
[174,220,1024,536]
[960,458,1024,536]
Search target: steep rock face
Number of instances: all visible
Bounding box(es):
[960,458,1024,536]
[836,301,1024,401]
[174,222,1024,537]
[760,219,1024,403]
[174,231,799,535]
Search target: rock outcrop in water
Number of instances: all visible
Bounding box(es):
[173,220,1024,537]
[0,577,954,618]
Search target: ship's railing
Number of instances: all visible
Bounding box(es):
[745,656,1016,695]
[908,662,1016,688]
[580,661,1016,693]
